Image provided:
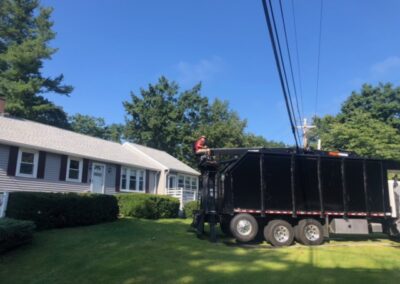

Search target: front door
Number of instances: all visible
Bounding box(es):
[91,163,105,193]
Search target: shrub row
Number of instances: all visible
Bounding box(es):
[183,200,199,218]
[0,218,35,253]
[6,192,119,230]
[116,193,180,219]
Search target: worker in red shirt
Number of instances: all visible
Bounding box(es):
[193,135,210,156]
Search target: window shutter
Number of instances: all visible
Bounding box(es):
[37,151,47,179]
[145,170,150,193]
[115,165,121,192]
[7,146,19,176]
[59,155,68,181]
[82,159,89,183]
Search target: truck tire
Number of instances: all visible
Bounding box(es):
[295,219,324,246]
[230,213,258,242]
[264,220,294,247]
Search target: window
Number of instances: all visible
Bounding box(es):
[16,149,38,178]
[185,177,191,190]
[121,168,127,189]
[191,177,197,190]
[129,170,137,191]
[176,174,198,191]
[138,170,144,191]
[178,175,184,188]
[120,167,145,192]
[168,175,177,189]
[66,157,83,182]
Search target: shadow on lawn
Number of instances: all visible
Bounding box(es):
[110,219,400,284]
[1,218,400,284]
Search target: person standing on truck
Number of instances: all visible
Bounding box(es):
[193,135,210,162]
[194,135,210,155]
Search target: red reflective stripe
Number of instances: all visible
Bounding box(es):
[234,209,388,217]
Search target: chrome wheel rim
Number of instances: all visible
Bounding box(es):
[273,225,290,243]
[304,224,320,241]
[237,220,252,236]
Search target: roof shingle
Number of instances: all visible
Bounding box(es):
[0,116,161,170]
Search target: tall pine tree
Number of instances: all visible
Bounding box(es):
[0,0,72,128]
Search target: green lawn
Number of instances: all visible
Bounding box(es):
[1,218,400,284]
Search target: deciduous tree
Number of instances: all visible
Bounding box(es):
[124,77,284,166]
[70,114,124,142]
[311,83,400,160]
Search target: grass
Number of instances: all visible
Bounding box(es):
[0,218,400,284]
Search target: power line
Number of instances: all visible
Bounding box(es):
[261,0,300,150]
[314,0,324,118]
[278,0,302,131]
[268,0,302,146]
[290,0,304,119]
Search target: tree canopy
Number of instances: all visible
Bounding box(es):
[0,0,72,128]
[124,76,284,166]
[341,83,400,131]
[311,83,400,160]
[69,114,124,142]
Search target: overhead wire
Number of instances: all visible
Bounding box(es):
[268,0,302,146]
[261,0,300,150]
[278,0,303,132]
[290,0,304,120]
[314,0,324,118]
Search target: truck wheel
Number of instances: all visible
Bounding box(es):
[230,213,258,242]
[296,219,324,246]
[264,220,294,247]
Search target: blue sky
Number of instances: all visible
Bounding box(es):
[41,0,400,144]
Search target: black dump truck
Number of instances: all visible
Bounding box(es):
[193,148,400,246]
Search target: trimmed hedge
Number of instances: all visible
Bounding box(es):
[0,218,35,253]
[183,200,199,218]
[6,192,119,230]
[116,193,180,219]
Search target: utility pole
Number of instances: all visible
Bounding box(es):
[297,118,316,149]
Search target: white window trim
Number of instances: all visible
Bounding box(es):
[168,174,177,189]
[176,174,198,191]
[120,167,146,193]
[177,174,185,189]
[16,148,39,178]
[66,156,83,183]
[191,176,199,190]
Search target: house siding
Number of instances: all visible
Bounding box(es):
[1,142,196,202]
[0,144,89,193]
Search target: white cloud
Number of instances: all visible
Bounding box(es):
[175,56,224,85]
[370,56,400,75]
[348,56,400,88]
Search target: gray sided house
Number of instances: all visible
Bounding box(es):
[0,116,199,208]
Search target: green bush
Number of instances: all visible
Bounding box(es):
[183,200,199,218]
[6,192,119,230]
[116,193,179,219]
[0,218,35,253]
